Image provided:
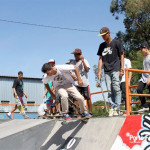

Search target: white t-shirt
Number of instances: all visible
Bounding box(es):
[70,59,90,87]
[140,55,150,83]
[42,65,75,88]
[121,58,132,83]
[38,104,47,116]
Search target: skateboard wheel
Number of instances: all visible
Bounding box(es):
[61,121,68,125]
[82,119,88,124]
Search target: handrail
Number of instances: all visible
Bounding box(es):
[90,90,108,95]
[125,68,150,115]
[0,104,40,106]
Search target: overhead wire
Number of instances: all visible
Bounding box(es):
[0,18,117,34]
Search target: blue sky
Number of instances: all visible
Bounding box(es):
[0,0,125,102]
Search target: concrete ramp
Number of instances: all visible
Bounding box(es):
[0,117,125,150]
[0,119,56,150]
[41,117,125,150]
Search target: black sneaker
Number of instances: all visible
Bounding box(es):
[82,112,92,118]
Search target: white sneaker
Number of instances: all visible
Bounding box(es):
[113,110,119,116]
[108,109,114,117]
[6,113,12,119]
[138,107,149,112]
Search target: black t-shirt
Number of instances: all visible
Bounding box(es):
[97,39,123,73]
[12,79,24,97]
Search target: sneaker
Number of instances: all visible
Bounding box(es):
[108,109,114,117]
[24,108,27,111]
[113,110,119,116]
[23,106,27,111]
[82,112,92,119]
[138,107,149,112]
[6,113,12,119]
[62,114,71,120]
[89,113,93,116]
[55,113,61,116]
[123,111,127,116]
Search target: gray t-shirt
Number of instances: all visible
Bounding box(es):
[42,65,75,88]
[70,59,90,87]
[140,55,150,83]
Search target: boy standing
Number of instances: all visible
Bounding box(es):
[97,27,124,116]
[120,50,132,111]
[137,42,150,112]
[70,49,92,115]
[7,71,29,119]
[41,63,91,120]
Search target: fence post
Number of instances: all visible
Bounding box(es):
[125,69,131,115]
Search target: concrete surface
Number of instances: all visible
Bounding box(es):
[41,117,125,150]
[0,119,56,150]
[0,117,125,150]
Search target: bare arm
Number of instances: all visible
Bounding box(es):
[13,88,17,98]
[128,71,132,86]
[43,89,48,98]
[69,72,77,81]
[45,84,56,100]
[74,65,83,86]
[97,56,103,80]
[120,52,124,77]
[80,56,89,72]
[23,91,28,98]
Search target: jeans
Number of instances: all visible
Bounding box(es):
[105,71,121,110]
[137,81,150,108]
[120,82,126,110]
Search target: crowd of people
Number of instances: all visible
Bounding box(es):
[6,26,150,119]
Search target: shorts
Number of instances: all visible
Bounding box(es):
[76,86,90,100]
[15,98,22,106]
[46,97,55,109]
[55,92,61,103]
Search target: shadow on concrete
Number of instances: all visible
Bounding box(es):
[40,120,85,150]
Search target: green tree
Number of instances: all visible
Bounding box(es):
[92,100,108,117]
[110,0,150,50]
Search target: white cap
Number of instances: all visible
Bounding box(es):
[48,59,55,63]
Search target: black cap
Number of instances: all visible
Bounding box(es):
[140,41,149,49]
[98,27,110,36]
[18,71,23,75]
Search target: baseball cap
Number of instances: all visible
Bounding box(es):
[66,59,73,64]
[48,59,55,63]
[140,41,149,49]
[98,27,110,36]
[71,48,82,54]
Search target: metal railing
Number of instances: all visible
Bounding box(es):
[125,68,150,115]
[0,104,40,119]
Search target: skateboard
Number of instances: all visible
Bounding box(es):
[60,117,90,125]
[96,81,108,112]
[38,114,63,119]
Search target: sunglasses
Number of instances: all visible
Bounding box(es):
[74,53,81,56]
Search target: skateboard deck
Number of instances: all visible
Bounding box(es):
[59,117,90,125]
[38,114,63,119]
